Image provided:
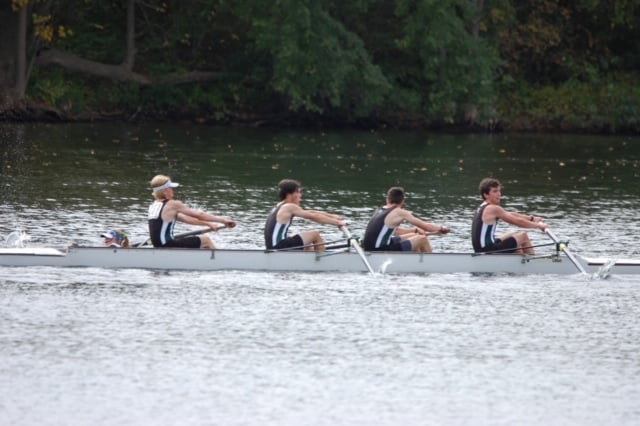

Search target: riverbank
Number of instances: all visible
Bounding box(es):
[2,76,639,135]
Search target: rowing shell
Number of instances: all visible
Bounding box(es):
[1,247,639,275]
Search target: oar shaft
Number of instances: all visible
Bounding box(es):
[472,242,556,256]
[265,238,346,252]
[135,225,225,247]
[341,226,375,275]
[545,229,588,275]
[175,226,223,239]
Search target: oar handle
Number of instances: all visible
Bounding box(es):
[341,226,353,239]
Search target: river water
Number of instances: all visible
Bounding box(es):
[1,124,639,425]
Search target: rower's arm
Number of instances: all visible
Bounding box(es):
[397,210,448,234]
[176,212,206,226]
[175,203,236,228]
[294,206,345,227]
[499,209,547,231]
[307,210,342,220]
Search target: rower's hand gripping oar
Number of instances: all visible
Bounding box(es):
[340,226,375,276]
[545,228,588,275]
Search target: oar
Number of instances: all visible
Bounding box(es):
[545,229,588,275]
[472,242,556,256]
[134,226,224,248]
[185,224,228,237]
[341,226,375,276]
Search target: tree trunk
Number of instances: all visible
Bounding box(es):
[0,2,19,108]
[123,0,136,70]
[15,2,28,98]
[470,0,484,38]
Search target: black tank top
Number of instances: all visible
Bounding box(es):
[363,206,397,250]
[148,200,174,247]
[264,203,291,249]
[471,203,497,252]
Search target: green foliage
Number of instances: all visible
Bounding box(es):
[45,0,127,63]
[245,0,390,116]
[389,0,500,122]
[8,0,638,131]
[496,0,640,84]
[27,68,87,113]
[94,82,229,119]
[497,74,640,132]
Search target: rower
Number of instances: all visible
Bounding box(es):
[471,177,548,254]
[264,179,346,251]
[148,175,236,249]
[363,186,450,253]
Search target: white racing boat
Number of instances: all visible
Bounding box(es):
[0,245,639,275]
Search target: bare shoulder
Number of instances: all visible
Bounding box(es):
[279,202,300,214]
[167,199,195,216]
[159,199,181,220]
[484,203,502,213]
[277,202,299,220]
[386,207,410,225]
[490,204,515,220]
[167,199,185,210]
[483,203,505,221]
[391,207,412,219]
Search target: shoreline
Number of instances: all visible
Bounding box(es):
[1,102,637,135]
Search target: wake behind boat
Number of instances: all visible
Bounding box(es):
[1,245,639,276]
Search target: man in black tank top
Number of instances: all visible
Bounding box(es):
[471,178,549,254]
[264,179,346,251]
[363,187,450,252]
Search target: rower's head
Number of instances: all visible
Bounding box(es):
[101,228,130,248]
[386,187,405,205]
[479,177,501,200]
[150,174,180,200]
[278,179,301,201]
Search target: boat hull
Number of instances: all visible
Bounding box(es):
[1,247,639,275]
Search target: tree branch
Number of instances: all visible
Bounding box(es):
[35,48,152,85]
[35,48,220,86]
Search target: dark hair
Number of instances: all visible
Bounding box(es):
[479,178,501,199]
[278,179,301,200]
[386,187,405,204]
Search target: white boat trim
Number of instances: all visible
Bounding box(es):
[1,246,639,275]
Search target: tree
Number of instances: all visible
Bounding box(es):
[232,0,390,116]
[2,0,635,129]
[0,0,28,107]
[0,0,221,112]
[385,0,500,123]
[496,0,640,84]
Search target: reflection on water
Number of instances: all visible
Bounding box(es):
[1,123,639,256]
[1,124,640,425]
